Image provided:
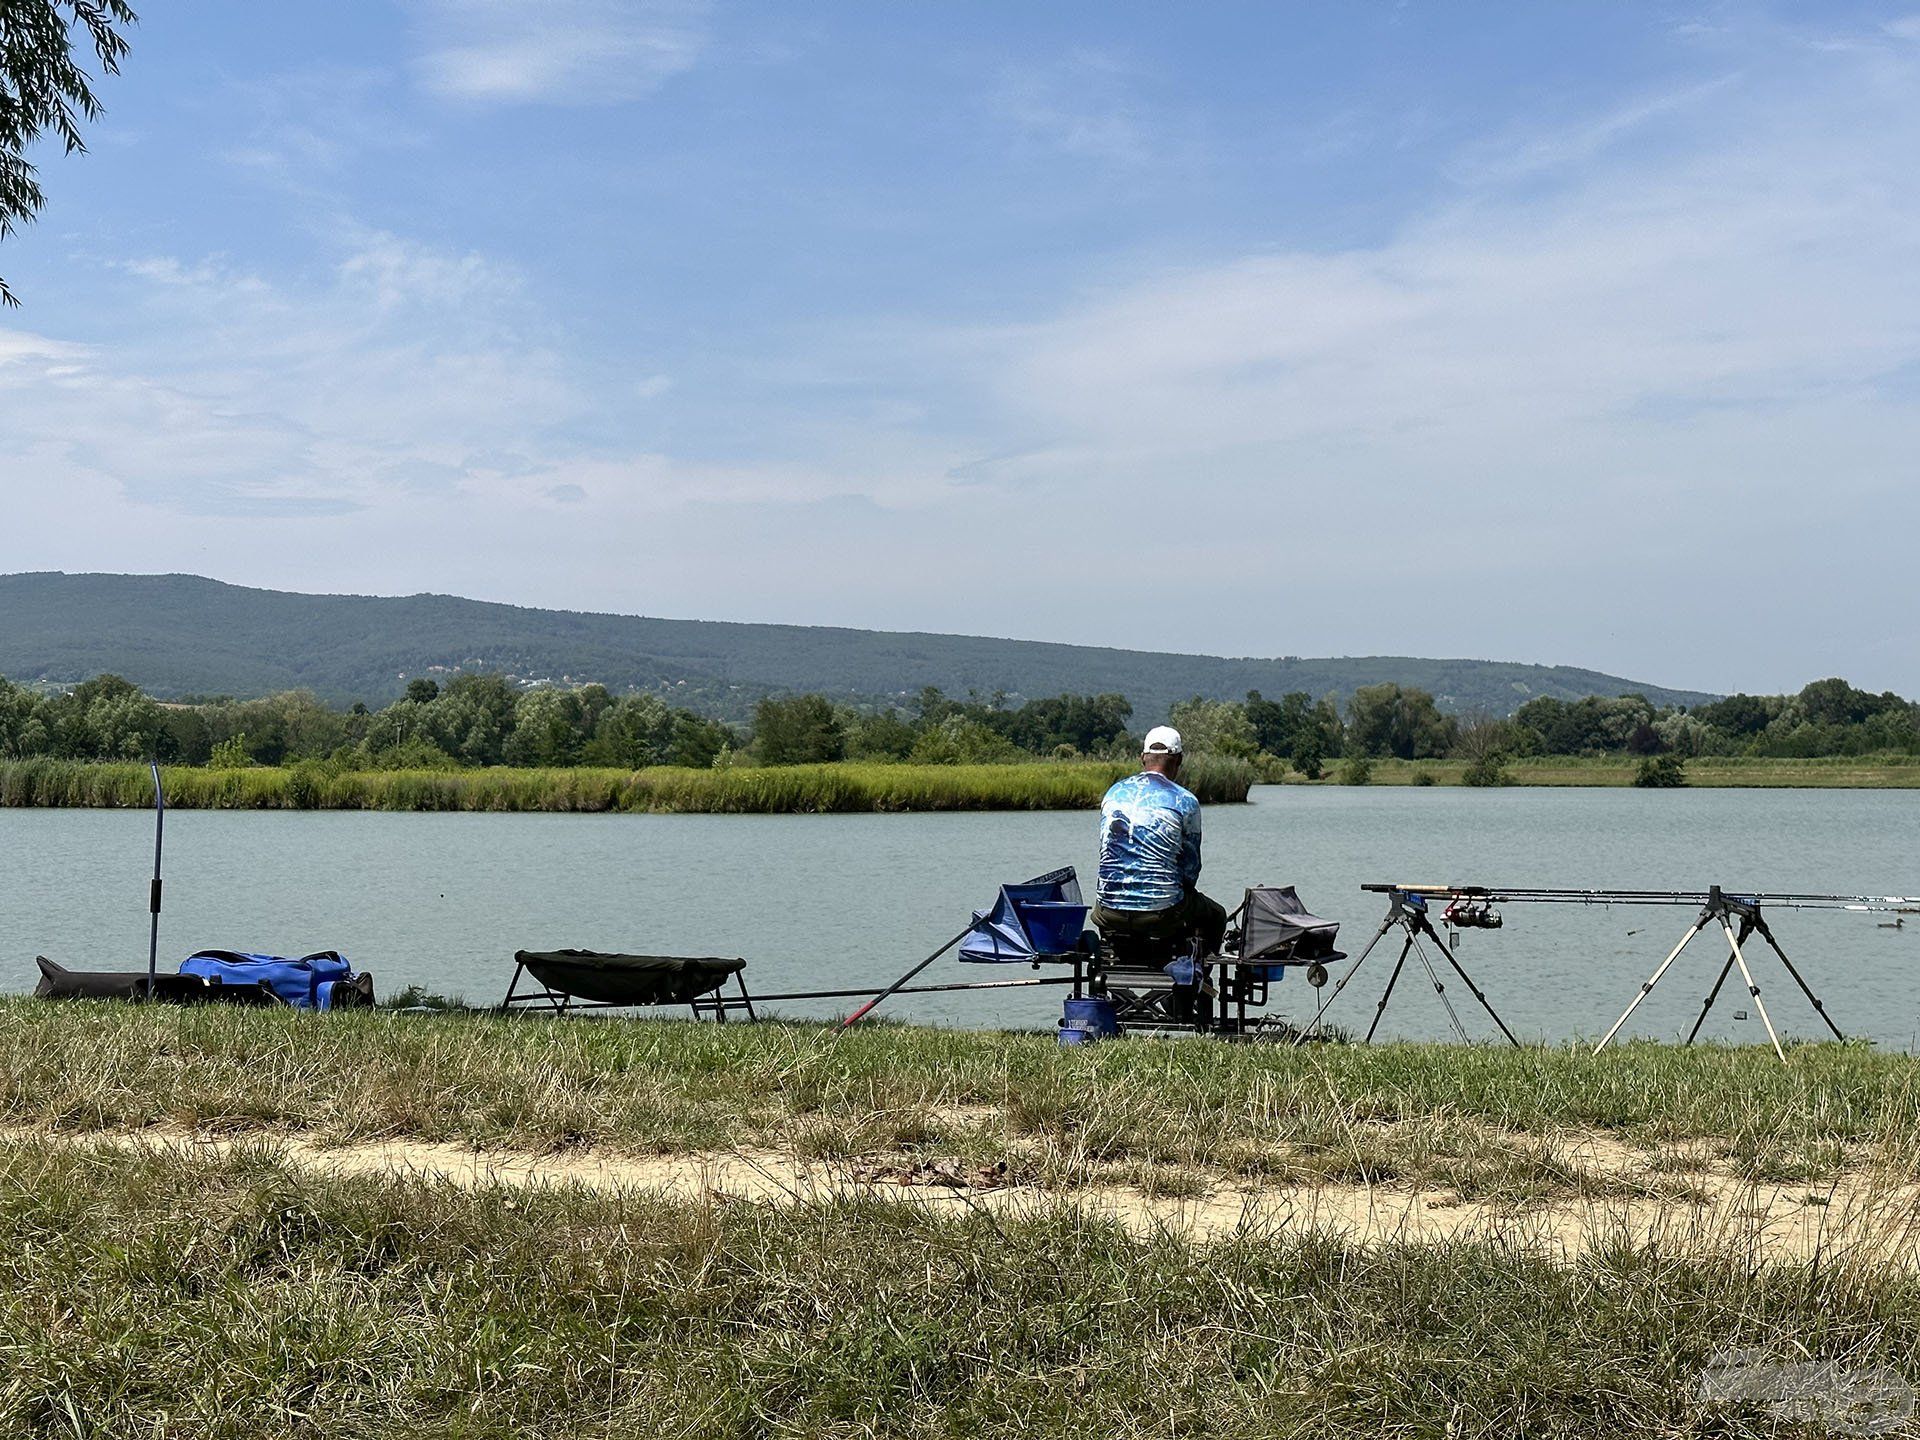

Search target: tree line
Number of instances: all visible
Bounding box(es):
[0,674,731,770]
[0,672,1914,773]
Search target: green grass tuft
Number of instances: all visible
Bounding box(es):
[0,1138,1911,1437]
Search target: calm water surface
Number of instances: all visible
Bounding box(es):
[3,786,1916,1046]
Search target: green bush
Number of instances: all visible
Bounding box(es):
[1633,755,1688,788]
[1338,756,1372,786]
[1461,755,1512,787]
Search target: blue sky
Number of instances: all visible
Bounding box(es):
[2,1,1918,695]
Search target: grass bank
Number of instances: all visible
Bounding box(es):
[1,1137,1913,1438]
[1296,754,1920,787]
[5,1004,1918,1191]
[0,755,1256,813]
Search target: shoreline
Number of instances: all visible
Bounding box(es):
[1287,755,1920,788]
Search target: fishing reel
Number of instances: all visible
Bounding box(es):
[1443,898,1503,930]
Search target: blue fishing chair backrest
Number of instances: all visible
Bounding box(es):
[958,870,1090,963]
[180,950,355,1010]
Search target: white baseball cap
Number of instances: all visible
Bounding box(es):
[1142,725,1183,755]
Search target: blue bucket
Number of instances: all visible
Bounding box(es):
[1062,995,1119,1039]
[1057,1026,1092,1047]
[1018,900,1090,955]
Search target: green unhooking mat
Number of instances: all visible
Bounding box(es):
[512,950,746,1006]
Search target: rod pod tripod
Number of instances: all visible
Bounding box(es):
[1296,889,1519,1046]
[1592,887,1844,1061]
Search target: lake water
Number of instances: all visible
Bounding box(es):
[3,786,1917,1047]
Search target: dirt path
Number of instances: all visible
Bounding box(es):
[19,1125,1920,1264]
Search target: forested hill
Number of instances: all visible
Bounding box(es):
[0,572,1712,720]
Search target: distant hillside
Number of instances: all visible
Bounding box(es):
[0,573,1714,721]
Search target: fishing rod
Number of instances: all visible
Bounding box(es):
[1355,879,1905,1061]
[838,922,976,1029]
[146,759,165,1001]
[721,973,1074,1017]
[839,865,1089,1030]
[1362,883,1920,913]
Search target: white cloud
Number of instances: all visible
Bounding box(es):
[412,0,711,105]
[1450,74,1742,184]
[0,212,909,573]
[900,22,1920,687]
[990,51,1154,165]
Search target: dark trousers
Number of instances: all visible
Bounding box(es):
[1092,889,1228,957]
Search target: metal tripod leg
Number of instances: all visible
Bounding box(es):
[1722,919,1786,1063]
[1684,950,1738,1045]
[1410,941,1470,1044]
[1417,915,1521,1047]
[1295,913,1395,1046]
[1364,934,1418,1044]
[1754,917,1845,1041]
[1593,917,1707,1055]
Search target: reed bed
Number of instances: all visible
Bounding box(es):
[0,1136,1911,1437]
[0,756,1257,813]
[2,1004,1915,1190]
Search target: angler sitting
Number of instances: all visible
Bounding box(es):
[1091,726,1227,960]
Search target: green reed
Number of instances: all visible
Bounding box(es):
[0,756,1257,813]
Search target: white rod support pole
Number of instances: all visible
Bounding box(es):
[1723,919,1786,1063]
[1593,920,1704,1055]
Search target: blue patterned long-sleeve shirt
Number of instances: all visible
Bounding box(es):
[1095,771,1202,911]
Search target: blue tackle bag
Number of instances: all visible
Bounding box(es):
[179,950,366,1010]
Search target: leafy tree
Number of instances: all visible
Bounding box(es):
[1000,695,1105,752]
[48,673,165,758]
[1512,694,1654,754]
[1247,690,1344,770]
[909,714,1021,765]
[503,688,585,767]
[1,1,136,306]
[359,695,432,758]
[581,694,675,767]
[911,687,959,727]
[666,711,731,768]
[994,692,1133,755]
[1691,692,1778,738]
[0,676,50,756]
[846,708,917,761]
[1653,710,1713,757]
[1167,696,1259,760]
[1344,684,1456,759]
[1792,677,1901,729]
[404,678,440,704]
[1292,739,1325,781]
[86,693,163,759]
[753,694,845,765]
[421,673,518,765]
[1624,721,1664,755]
